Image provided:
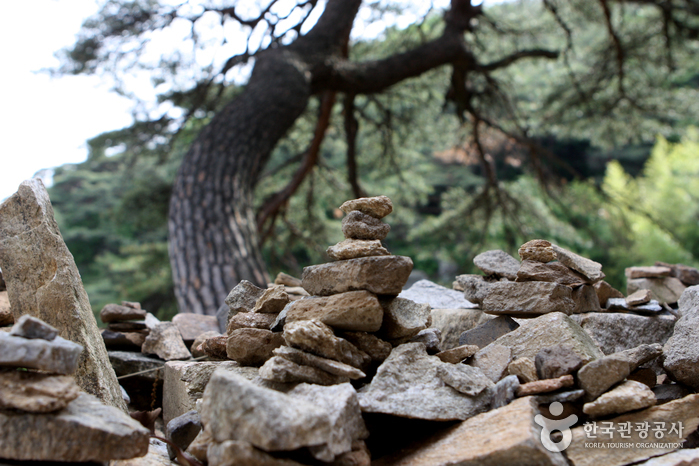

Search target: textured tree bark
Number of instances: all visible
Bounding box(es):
[167,0,542,315]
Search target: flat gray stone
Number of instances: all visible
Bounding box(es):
[436,363,494,396]
[358,343,492,421]
[273,345,366,379]
[490,374,520,409]
[302,256,413,296]
[327,238,390,261]
[251,285,289,314]
[656,261,699,286]
[399,279,478,310]
[475,312,603,365]
[226,311,277,332]
[409,327,442,353]
[653,384,692,405]
[259,356,350,385]
[0,393,149,462]
[100,303,147,323]
[453,274,499,305]
[473,249,520,280]
[0,180,126,410]
[551,244,605,282]
[594,280,624,307]
[606,298,663,314]
[470,343,512,382]
[516,260,588,286]
[166,410,201,460]
[582,380,656,418]
[626,266,672,279]
[571,312,675,355]
[483,282,576,316]
[0,332,82,374]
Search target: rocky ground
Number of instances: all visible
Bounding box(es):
[1,183,699,466]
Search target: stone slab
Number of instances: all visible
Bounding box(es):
[302,256,413,296]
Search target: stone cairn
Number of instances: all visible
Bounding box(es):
[0,315,150,462]
[4,186,699,465]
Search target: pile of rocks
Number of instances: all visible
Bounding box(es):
[626,262,699,306]
[0,315,150,463]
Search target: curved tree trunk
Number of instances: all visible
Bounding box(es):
[168,0,525,315]
[168,1,362,315]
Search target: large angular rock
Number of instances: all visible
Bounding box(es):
[327,239,390,261]
[453,274,499,305]
[285,291,383,332]
[341,210,390,240]
[163,360,258,424]
[283,320,369,369]
[431,308,493,350]
[459,315,519,349]
[482,282,576,316]
[302,255,412,296]
[289,383,369,461]
[577,343,662,401]
[664,286,699,390]
[582,380,656,417]
[340,331,392,363]
[516,260,588,286]
[377,396,567,466]
[358,343,492,421]
[566,395,699,466]
[172,313,219,344]
[518,239,556,263]
[225,280,265,316]
[226,328,284,366]
[476,312,603,364]
[0,332,82,374]
[200,369,334,451]
[0,180,126,410]
[166,410,202,460]
[551,244,605,282]
[142,322,191,361]
[627,277,686,304]
[0,393,149,462]
[0,370,80,413]
[571,312,676,355]
[473,249,520,280]
[100,303,147,323]
[379,297,430,340]
[339,195,393,218]
[399,279,478,309]
[252,285,289,314]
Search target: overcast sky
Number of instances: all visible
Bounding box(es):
[0,0,136,201]
[0,0,491,202]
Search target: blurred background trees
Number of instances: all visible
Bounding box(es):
[48,0,699,319]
